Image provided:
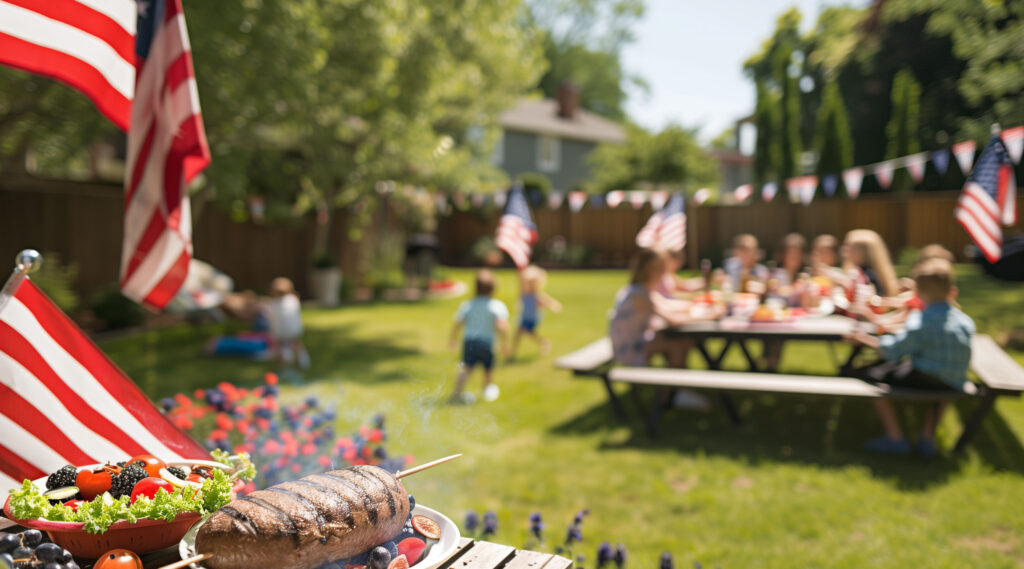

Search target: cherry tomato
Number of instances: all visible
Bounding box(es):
[186,473,204,484]
[75,469,112,501]
[94,549,142,569]
[129,477,174,503]
[127,455,167,478]
[64,499,85,512]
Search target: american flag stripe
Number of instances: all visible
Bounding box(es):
[495,186,537,268]
[636,193,686,251]
[955,135,1016,263]
[120,0,209,309]
[1,279,206,499]
[0,0,135,130]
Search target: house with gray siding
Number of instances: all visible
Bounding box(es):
[495,84,626,192]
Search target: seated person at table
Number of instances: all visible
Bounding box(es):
[862,244,957,332]
[844,258,974,456]
[723,234,769,293]
[655,248,704,298]
[810,234,839,273]
[771,233,808,287]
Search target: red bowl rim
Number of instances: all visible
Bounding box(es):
[3,494,203,532]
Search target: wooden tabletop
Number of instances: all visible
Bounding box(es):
[668,314,869,340]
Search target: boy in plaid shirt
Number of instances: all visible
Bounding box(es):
[845,258,974,456]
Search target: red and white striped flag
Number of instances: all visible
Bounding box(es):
[955,135,1017,262]
[0,271,207,501]
[0,0,210,311]
[495,185,538,268]
[120,0,210,310]
[636,192,686,251]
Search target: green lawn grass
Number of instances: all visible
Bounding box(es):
[100,265,1024,568]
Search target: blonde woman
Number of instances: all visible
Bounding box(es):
[842,229,900,297]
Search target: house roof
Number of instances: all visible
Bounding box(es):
[499,98,626,144]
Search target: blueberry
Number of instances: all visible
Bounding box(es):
[35,543,62,562]
[0,534,18,553]
[368,545,392,569]
[21,529,43,547]
[408,495,416,511]
[382,540,399,559]
[11,546,32,559]
[41,562,62,569]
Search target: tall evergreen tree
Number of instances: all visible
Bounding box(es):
[885,68,922,191]
[774,44,802,183]
[814,81,853,192]
[753,80,781,190]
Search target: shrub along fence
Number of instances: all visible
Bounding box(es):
[439,190,1024,268]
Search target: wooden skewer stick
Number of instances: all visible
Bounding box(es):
[157,552,213,569]
[396,454,462,479]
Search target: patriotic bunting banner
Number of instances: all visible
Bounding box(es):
[0,271,207,502]
[874,161,895,189]
[786,176,817,205]
[734,184,753,203]
[932,149,951,175]
[905,153,928,183]
[650,191,669,211]
[606,190,625,208]
[955,135,1017,262]
[493,189,507,209]
[822,175,838,197]
[470,193,485,208]
[693,188,712,205]
[762,182,778,202]
[548,191,564,210]
[589,194,605,208]
[568,191,587,212]
[628,191,646,209]
[1003,126,1024,164]
[495,185,538,268]
[953,140,976,175]
[636,192,686,251]
[843,168,864,199]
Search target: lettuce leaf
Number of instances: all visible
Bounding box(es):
[6,480,50,520]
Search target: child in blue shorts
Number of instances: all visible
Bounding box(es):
[449,270,510,403]
[510,265,562,359]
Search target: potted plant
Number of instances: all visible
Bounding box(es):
[310,251,342,307]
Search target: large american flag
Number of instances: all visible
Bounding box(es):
[0,272,206,501]
[636,192,686,251]
[0,0,210,310]
[495,185,538,268]
[955,135,1017,263]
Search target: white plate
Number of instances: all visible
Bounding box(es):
[179,504,460,569]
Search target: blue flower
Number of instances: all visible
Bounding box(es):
[659,552,674,569]
[483,511,498,535]
[565,524,582,545]
[614,544,627,568]
[529,512,544,540]
[596,542,613,569]
[465,511,480,532]
[305,396,319,408]
[160,398,176,411]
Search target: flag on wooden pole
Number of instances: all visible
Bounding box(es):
[495,185,537,268]
[0,254,207,501]
[955,135,1017,262]
[636,193,686,252]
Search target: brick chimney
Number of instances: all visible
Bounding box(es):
[556,81,579,119]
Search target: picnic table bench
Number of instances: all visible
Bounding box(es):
[556,330,1024,452]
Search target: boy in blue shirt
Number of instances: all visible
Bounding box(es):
[449,270,510,403]
[845,257,974,456]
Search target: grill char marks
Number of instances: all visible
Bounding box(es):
[315,472,379,526]
[239,495,302,546]
[289,479,356,530]
[353,467,397,518]
[220,506,257,535]
[265,487,327,529]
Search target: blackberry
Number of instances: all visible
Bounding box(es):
[110,464,147,498]
[46,465,78,490]
[166,466,188,480]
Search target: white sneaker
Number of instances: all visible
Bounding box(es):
[461,391,477,404]
[483,384,500,402]
[672,389,711,411]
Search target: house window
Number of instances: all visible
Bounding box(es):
[537,135,560,172]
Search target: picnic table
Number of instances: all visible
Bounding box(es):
[0,520,571,569]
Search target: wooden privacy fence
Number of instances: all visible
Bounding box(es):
[439,191,1024,267]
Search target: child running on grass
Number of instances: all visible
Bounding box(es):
[449,270,510,404]
[509,265,562,359]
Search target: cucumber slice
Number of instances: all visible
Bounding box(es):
[42,486,80,503]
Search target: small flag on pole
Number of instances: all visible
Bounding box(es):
[636,193,686,252]
[953,140,976,175]
[843,168,864,198]
[495,185,538,268]
[955,134,1017,263]
[0,253,207,502]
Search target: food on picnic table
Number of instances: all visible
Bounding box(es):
[92,549,143,569]
[5,452,255,534]
[195,464,442,569]
[0,529,80,569]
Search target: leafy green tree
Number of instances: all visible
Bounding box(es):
[814,82,853,183]
[587,123,719,194]
[885,68,921,191]
[752,80,781,189]
[775,46,802,182]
